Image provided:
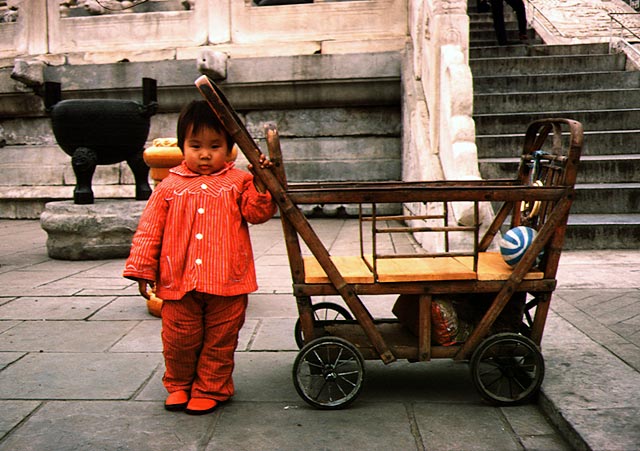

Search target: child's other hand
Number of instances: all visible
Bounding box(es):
[248,154,273,193]
[247,153,273,171]
[137,279,155,300]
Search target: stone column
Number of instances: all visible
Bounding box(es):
[19,0,48,55]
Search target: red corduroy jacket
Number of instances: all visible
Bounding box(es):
[123,161,277,300]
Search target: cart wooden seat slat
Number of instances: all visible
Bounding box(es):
[303,252,544,284]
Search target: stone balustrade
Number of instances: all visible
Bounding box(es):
[0,0,407,61]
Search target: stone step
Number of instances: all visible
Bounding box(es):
[474,71,640,93]
[467,12,497,23]
[468,12,539,48]
[470,38,544,48]
[474,108,640,135]
[470,18,521,31]
[479,155,640,184]
[473,88,640,114]
[470,27,537,43]
[471,53,627,76]
[572,183,640,215]
[470,42,611,59]
[564,214,640,250]
[477,148,640,214]
[484,178,640,215]
[467,11,518,24]
[0,145,133,187]
[469,18,640,248]
[0,130,403,218]
[485,183,639,215]
[476,129,640,158]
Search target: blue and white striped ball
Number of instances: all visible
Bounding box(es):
[499,226,537,267]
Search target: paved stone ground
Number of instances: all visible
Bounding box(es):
[1,218,639,450]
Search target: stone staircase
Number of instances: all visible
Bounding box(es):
[469,7,640,249]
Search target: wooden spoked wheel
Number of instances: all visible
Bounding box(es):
[293,337,365,409]
[294,302,353,349]
[470,333,544,405]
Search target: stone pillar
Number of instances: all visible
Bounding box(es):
[19,0,48,54]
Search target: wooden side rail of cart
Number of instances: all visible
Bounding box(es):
[195,75,583,407]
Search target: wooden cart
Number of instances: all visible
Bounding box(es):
[195,76,583,409]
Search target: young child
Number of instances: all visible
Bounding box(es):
[123,100,277,415]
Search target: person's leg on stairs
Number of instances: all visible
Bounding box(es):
[505,0,528,41]
[491,0,508,45]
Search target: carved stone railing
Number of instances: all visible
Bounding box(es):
[403,0,490,251]
[0,1,18,23]
[0,0,406,58]
[59,0,190,17]
[438,44,483,226]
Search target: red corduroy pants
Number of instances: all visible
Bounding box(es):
[161,291,247,401]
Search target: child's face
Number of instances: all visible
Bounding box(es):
[183,125,230,175]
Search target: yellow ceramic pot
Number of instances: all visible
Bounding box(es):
[146,291,163,318]
[143,138,183,185]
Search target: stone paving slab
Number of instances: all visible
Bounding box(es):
[542,313,640,450]
[255,265,297,294]
[250,318,299,351]
[553,291,640,372]
[414,403,523,451]
[238,319,259,352]
[555,251,640,290]
[78,286,140,297]
[0,321,19,334]
[558,407,640,451]
[0,351,24,371]
[110,320,162,353]
[232,352,301,403]
[0,401,40,438]
[543,340,640,410]
[0,401,215,451]
[135,366,171,402]
[2,218,638,450]
[27,276,131,294]
[605,342,640,371]
[0,296,115,320]
[205,401,418,451]
[245,293,300,318]
[359,359,479,404]
[0,353,161,399]
[0,270,90,296]
[552,296,633,346]
[0,320,137,352]
[89,296,156,321]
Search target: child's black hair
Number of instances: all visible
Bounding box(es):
[176,100,234,152]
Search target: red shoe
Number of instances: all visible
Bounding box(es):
[185,398,218,415]
[164,390,189,412]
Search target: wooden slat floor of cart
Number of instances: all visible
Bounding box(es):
[303,256,375,283]
[455,252,544,281]
[365,255,476,282]
[302,252,543,284]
